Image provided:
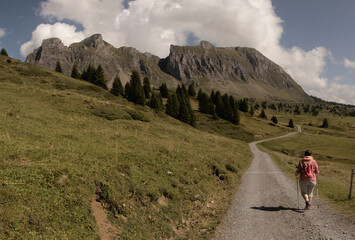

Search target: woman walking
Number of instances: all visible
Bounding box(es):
[295,150,320,210]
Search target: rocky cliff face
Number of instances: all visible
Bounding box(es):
[159,41,312,102]
[26,34,178,88]
[26,34,312,102]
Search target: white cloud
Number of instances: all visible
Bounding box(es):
[20,22,86,57]
[0,28,5,38]
[344,58,355,69]
[307,81,355,105]
[21,0,352,104]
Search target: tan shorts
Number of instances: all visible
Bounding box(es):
[299,180,316,198]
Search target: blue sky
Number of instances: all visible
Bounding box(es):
[0,0,354,105]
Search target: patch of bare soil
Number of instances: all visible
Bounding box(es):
[91,195,119,240]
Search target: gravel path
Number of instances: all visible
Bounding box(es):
[213,127,355,240]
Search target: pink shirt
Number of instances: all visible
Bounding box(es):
[295,156,319,182]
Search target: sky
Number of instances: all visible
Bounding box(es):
[0,0,354,105]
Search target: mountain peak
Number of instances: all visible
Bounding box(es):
[81,34,105,48]
[200,41,215,49]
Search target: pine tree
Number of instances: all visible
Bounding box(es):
[198,93,210,114]
[71,64,80,79]
[188,84,196,97]
[128,71,145,106]
[288,119,294,128]
[149,92,163,110]
[249,105,255,116]
[55,61,63,73]
[110,75,124,96]
[320,118,328,128]
[215,92,225,119]
[222,94,232,121]
[94,65,107,89]
[261,101,267,109]
[143,77,151,99]
[238,99,249,112]
[159,83,169,98]
[82,65,95,83]
[166,93,180,118]
[124,82,131,99]
[259,109,267,119]
[1,48,8,56]
[271,116,278,124]
[197,89,203,101]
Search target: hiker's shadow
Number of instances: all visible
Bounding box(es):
[251,206,303,213]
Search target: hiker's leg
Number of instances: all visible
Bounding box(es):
[308,181,316,204]
[299,181,308,201]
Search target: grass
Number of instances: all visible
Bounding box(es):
[259,116,355,216]
[0,56,260,239]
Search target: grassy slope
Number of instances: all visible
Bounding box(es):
[258,115,355,216]
[1,56,293,239]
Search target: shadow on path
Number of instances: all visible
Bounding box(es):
[251,206,303,213]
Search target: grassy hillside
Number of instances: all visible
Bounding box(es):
[259,115,355,216]
[1,55,294,239]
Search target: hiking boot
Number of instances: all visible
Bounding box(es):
[305,202,311,210]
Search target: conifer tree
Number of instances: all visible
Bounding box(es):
[149,92,163,110]
[238,99,249,112]
[128,71,145,106]
[110,75,124,96]
[55,61,63,73]
[271,116,278,124]
[198,93,210,114]
[320,118,328,128]
[197,89,203,101]
[124,82,131,99]
[143,77,151,99]
[94,65,107,89]
[159,83,169,98]
[1,48,8,56]
[82,64,95,83]
[288,119,294,128]
[261,101,267,109]
[71,64,80,79]
[222,94,232,121]
[188,84,196,97]
[249,105,255,116]
[215,92,225,119]
[259,109,267,119]
[166,92,180,118]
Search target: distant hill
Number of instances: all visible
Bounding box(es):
[26,34,313,102]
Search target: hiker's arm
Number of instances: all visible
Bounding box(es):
[314,161,319,175]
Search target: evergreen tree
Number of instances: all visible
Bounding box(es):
[124,82,131,99]
[320,118,329,128]
[259,109,267,119]
[71,64,80,79]
[215,92,225,119]
[197,88,203,101]
[55,61,63,73]
[249,105,255,116]
[1,48,8,56]
[166,92,180,118]
[181,84,189,99]
[231,107,240,125]
[149,92,163,110]
[198,93,210,114]
[210,90,215,104]
[294,105,301,115]
[128,71,145,106]
[159,83,169,98]
[238,99,249,112]
[188,84,196,97]
[82,64,95,83]
[261,101,267,109]
[110,75,124,96]
[178,97,195,126]
[143,77,151,99]
[288,119,294,128]
[271,116,278,124]
[94,65,107,89]
[222,94,232,121]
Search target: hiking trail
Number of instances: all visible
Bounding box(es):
[213,126,355,240]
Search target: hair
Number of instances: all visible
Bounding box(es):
[304,150,312,156]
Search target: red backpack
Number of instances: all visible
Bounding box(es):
[301,159,314,178]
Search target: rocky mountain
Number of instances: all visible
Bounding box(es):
[26,34,313,102]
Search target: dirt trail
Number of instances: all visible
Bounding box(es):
[213,127,355,240]
[91,195,119,240]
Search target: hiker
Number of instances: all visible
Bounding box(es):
[295,150,319,210]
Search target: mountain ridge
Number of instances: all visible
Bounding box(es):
[26,34,313,102]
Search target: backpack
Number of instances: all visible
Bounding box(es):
[301,159,314,178]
